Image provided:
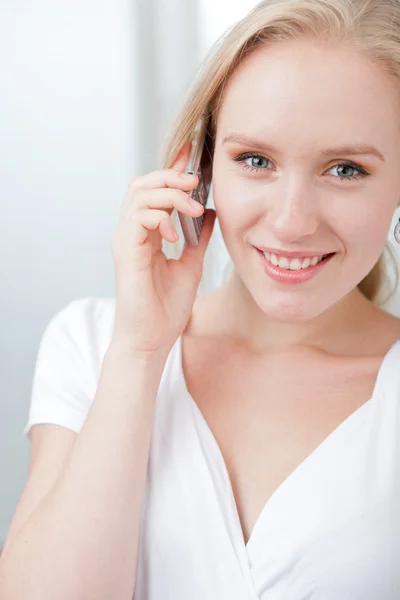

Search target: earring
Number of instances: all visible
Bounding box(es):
[395,217,400,244]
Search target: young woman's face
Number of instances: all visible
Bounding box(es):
[212,38,400,321]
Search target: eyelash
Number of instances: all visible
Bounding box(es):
[233,152,370,182]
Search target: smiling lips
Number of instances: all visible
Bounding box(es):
[255,246,335,259]
[262,251,329,271]
[256,247,334,284]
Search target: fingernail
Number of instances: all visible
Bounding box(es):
[180,172,196,179]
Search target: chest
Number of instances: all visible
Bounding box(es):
[181,336,385,546]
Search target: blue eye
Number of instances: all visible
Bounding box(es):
[233,152,370,182]
[234,153,271,172]
[327,163,366,182]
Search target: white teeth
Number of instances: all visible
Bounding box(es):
[264,252,326,270]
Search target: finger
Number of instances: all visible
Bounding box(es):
[130,187,204,218]
[180,209,217,266]
[133,209,178,245]
[128,169,198,194]
[196,208,217,252]
[172,140,192,173]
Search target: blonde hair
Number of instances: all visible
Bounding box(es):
[160,0,400,306]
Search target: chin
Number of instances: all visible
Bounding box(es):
[252,291,331,323]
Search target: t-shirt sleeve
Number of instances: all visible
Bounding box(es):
[24,297,115,439]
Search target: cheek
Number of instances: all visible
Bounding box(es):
[213,176,263,232]
[338,201,393,260]
[212,152,262,224]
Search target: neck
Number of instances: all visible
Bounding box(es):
[210,270,377,355]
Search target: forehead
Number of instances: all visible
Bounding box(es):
[217,39,400,144]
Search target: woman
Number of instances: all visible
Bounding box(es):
[1,0,400,597]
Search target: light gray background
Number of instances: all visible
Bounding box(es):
[0,0,251,546]
[0,0,207,544]
[0,0,138,544]
[1,0,399,546]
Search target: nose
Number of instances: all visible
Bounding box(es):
[265,182,319,242]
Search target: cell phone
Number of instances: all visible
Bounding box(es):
[178,115,212,246]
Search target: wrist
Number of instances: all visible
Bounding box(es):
[108,335,171,364]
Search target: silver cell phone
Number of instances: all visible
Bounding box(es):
[178,115,212,246]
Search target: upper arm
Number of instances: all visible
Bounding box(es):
[1,297,113,558]
[1,424,77,559]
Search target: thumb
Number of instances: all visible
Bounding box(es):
[180,209,217,267]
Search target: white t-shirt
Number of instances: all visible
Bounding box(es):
[25,297,400,599]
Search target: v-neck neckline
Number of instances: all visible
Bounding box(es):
[176,335,400,553]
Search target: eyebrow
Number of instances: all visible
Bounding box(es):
[222,133,385,162]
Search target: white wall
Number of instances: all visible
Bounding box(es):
[0,0,206,547]
[0,0,138,543]
[198,0,260,55]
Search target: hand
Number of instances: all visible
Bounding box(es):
[110,141,216,356]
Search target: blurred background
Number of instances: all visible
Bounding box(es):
[1,0,400,547]
[0,0,261,549]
